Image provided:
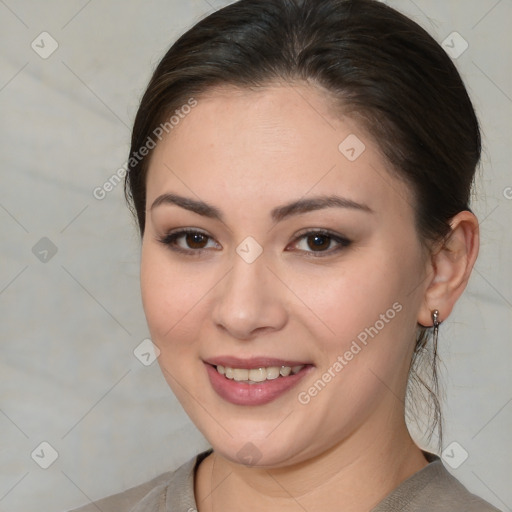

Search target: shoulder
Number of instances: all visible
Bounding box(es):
[373,453,502,512]
[65,472,170,512]
[66,449,212,512]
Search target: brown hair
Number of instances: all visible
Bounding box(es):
[125,0,481,449]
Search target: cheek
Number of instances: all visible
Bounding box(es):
[140,245,213,406]
[288,256,399,336]
[286,249,419,372]
[288,257,416,425]
[140,244,205,348]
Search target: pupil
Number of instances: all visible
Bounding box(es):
[308,234,330,251]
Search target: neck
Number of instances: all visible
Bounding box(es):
[196,416,429,512]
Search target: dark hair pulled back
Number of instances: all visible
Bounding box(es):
[125,0,481,449]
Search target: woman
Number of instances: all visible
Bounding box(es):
[70,0,501,510]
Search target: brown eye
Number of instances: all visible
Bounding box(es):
[185,232,209,249]
[158,229,220,254]
[306,234,331,251]
[289,230,352,257]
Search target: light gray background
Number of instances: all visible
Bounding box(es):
[0,1,510,511]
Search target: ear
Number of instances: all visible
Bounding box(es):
[417,210,480,327]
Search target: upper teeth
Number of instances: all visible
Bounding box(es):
[216,365,304,383]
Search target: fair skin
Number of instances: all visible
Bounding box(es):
[140,83,479,512]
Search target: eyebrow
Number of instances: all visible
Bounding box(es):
[150,193,373,222]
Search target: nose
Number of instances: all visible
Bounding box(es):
[211,252,288,340]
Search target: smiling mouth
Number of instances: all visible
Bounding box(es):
[214,364,305,384]
[204,359,313,405]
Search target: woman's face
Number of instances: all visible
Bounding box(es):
[141,83,431,467]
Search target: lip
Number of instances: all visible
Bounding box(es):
[204,356,310,369]
[204,359,313,406]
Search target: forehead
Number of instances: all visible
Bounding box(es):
[146,83,412,218]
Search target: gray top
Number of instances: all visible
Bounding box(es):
[67,449,501,512]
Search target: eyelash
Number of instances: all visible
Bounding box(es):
[157,228,352,258]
